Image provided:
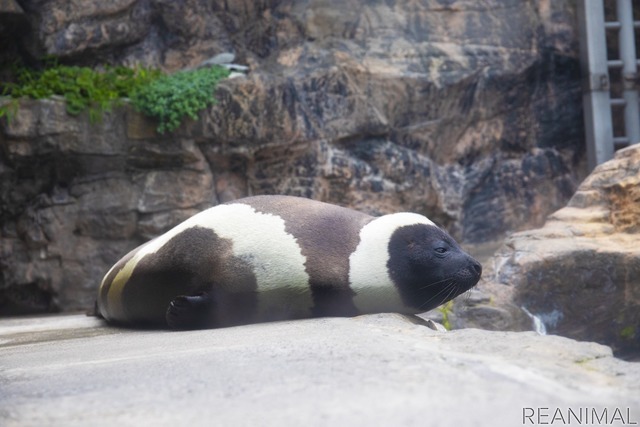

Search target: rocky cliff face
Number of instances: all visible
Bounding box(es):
[1,0,586,314]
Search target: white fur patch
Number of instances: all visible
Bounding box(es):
[107,203,312,320]
[349,213,435,314]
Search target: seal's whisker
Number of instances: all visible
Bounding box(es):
[441,283,457,307]
[457,290,474,313]
[419,276,456,290]
[419,280,455,310]
[443,285,457,306]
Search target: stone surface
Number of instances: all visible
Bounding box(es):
[1,0,587,314]
[1,313,638,426]
[0,102,218,313]
[481,144,640,357]
[0,0,26,80]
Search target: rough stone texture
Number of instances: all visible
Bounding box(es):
[1,0,587,314]
[196,0,586,242]
[1,313,638,426]
[0,100,215,313]
[483,144,640,357]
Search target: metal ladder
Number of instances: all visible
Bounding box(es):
[578,0,639,169]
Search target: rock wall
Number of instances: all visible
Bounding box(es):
[1,0,587,314]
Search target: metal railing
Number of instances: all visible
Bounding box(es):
[578,0,639,169]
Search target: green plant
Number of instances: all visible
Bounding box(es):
[620,325,635,340]
[130,66,231,134]
[0,64,162,122]
[438,300,454,331]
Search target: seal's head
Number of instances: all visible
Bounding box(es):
[387,223,482,312]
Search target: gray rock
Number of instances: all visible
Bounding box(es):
[0,105,218,314]
[134,169,215,213]
[0,313,638,427]
[479,144,640,357]
[137,208,202,240]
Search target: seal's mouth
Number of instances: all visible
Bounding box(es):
[417,263,482,312]
[413,259,483,312]
[455,261,483,284]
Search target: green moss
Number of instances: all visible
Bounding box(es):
[438,300,454,331]
[130,66,231,134]
[0,63,231,134]
[1,64,162,122]
[620,325,635,340]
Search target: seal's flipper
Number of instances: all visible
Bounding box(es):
[89,300,103,318]
[166,293,215,330]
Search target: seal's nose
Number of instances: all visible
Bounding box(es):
[471,260,482,278]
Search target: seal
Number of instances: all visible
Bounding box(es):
[96,195,482,329]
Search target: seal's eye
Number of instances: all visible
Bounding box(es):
[434,247,447,254]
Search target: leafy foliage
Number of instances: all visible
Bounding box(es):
[437,300,454,331]
[130,66,231,134]
[0,63,231,133]
[0,65,162,123]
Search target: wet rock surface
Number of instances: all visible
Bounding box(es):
[1,313,638,426]
[1,0,586,315]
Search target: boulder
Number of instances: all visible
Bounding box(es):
[482,144,640,357]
